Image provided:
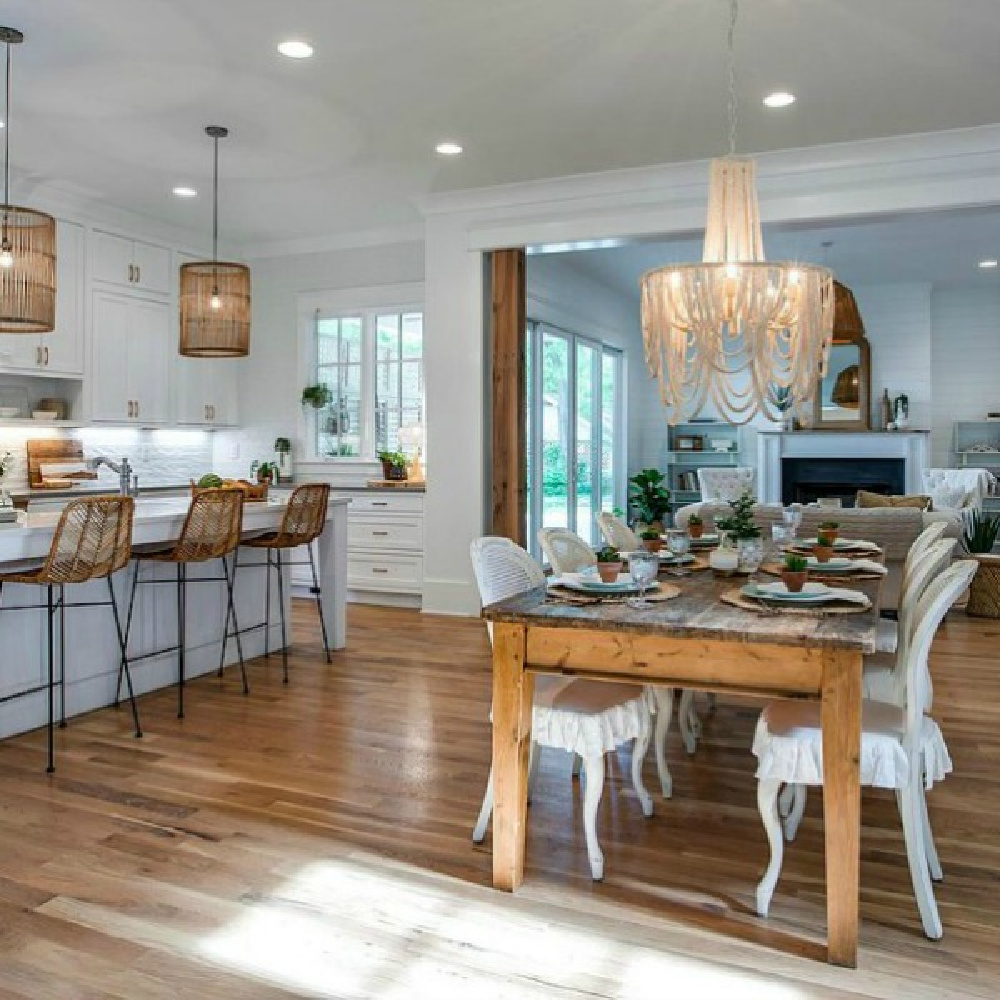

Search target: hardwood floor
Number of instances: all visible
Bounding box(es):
[0,601,997,998]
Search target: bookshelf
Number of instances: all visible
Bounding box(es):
[664,420,742,515]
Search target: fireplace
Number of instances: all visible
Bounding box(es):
[781,457,906,506]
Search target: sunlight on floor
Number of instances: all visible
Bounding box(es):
[198,854,809,999]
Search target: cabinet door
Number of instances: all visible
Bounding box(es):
[42,220,85,375]
[132,240,171,295]
[0,330,40,372]
[129,298,171,424]
[174,355,209,425]
[91,230,136,288]
[91,290,134,421]
[210,359,239,426]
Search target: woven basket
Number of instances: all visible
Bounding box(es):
[966,554,1000,618]
[190,479,267,502]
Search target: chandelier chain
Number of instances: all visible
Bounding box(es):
[3,36,10,208]
[726,0,739,158]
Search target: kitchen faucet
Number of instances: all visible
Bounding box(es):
[88,456,138,497]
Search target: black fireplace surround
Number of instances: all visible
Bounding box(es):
[781,457,906,507]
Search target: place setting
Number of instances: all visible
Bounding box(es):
[721,575,873,617]
[547,549,681,607]
[645,528,712,574]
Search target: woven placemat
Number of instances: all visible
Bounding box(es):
[547,582,681,606]
[658,553,711,573]
[720,588,872,616]
[783,542,884,559]
[759,560,886,582]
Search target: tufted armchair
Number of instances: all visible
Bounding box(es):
[696,466,756,503]
[922,467,997,512]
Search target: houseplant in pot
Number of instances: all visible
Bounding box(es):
[818,520,840,543]
[301,384,332,410]
[378,450,408,481]
[964,510,999,617]
[716,490,762,572]
[274,437,292,482]
[640,529,662,554]
[628,468,671,533]
[687,514,705,539]
[813,532,836,563]
[595,545,623,584]
[781,553,808,594]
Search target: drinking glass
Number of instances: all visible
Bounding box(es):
[665,530,691,560]
[627,550,659,608]
[782,504,803,539]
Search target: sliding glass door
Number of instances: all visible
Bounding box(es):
[526,321,623,555]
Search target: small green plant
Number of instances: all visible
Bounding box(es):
[783,553,808,572]
[377,450,407,468]
[628,468,671,526]
[640,528,660,541]
[819,520,840,531]
[964,509,1000,554]
[301,384,333,409]
[716,490,760,540]
[273,436,291,453]
[688,514,703,526]
[0,450,12,478]
[596,545,621,563]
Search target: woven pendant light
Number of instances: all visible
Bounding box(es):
[179,126,250,357]
[0,27,56,334]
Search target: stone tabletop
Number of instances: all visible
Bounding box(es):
[482,570,883,653]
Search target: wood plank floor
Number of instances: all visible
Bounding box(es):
[0,602,997,998]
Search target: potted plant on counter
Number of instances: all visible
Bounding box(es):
[964,510,1000,617]
[628,468,671,533]
[377,450,408,481]
[687,514,705,539]
[253,461,276,486]
[595,545,623,583]
[640,529,662,554]
[301,384,333,410]
[781,553,808,593]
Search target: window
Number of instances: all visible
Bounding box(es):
[526,320,624,553]
[309,303,423,460]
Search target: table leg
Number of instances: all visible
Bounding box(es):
[491,623,532,891]
[821,647,862,967]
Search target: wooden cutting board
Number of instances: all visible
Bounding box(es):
[26,438,98,488]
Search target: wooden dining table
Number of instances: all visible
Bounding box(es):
[482,569,883,968]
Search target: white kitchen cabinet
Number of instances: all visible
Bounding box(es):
[92,229,171,296]
[91,290,172,424]
[0,219,85,376]
[174,356,239,426]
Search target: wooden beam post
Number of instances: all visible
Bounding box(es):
[490,248,527,545]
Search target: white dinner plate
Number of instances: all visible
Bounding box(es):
[659,552,695,565]
[554,573,659,595]
[805,556,853,571]
[746,581,835,604]
[802,537,879,551]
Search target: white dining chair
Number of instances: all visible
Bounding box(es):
[470,536,654,880]
[538,527,596,577]
[754,559,976,940]
[696,466,756,503]
[595,512,641,552]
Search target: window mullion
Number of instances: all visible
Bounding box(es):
[362,309,377,458]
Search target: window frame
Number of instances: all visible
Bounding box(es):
[297,283,424,463]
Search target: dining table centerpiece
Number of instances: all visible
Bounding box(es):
[716,490,763,572]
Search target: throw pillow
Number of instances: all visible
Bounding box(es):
[927,485,969,512]
[855,490,932,510]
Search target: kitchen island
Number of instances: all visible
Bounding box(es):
[0,495,349,739]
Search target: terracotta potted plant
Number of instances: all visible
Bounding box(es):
[818,520,840,544]
[687,514,704,539]
[640,529,662,553]
[814,532,836,563]
[377,450,408,481]
[781,553,808,593]
[595,545,623,584]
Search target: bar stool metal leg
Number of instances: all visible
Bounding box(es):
[275,548,289,684]
[58,584,67,729]
[177,563,186,719]
[264,549,272,659]
[107,575,142,739]
[221,552,249,695]
[308,544,331,664]
[46,584,55,774]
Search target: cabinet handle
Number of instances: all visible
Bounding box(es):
[43,346,49,366]
[128,263,134,283]
[372,501,389,506]
[372,530,389,536]
[136,264,141,284]
[36,345,42,366]
[371,567,389,574]
[135,400,140,419]
[127,401,133,418]
[209,405,215,421]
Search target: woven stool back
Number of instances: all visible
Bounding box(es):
[267,483,330,548]
[39,496,135,585]
[169,487,245,563]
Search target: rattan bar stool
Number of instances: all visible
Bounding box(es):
[237,483,332,682]
[122,488,247,719]
[0,496,139,773]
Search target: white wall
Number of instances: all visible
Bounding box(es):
[930,286,1000,466]
[213,241,424,479]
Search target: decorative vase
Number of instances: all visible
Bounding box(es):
[709,531,739,577]
[736,536,764,573]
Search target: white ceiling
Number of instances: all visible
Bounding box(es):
[543,208,1000,300]
[5,0,1000,245]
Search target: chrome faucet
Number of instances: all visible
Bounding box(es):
[89,456,138,497]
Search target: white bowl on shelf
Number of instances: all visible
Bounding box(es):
[0,406,20,419]
[31,410,59,421]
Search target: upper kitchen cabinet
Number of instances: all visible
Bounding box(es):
[0,219,85,377]
[91,229,171,296]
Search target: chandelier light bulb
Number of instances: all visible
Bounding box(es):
[0,242,13,268]
[210,289,222,310]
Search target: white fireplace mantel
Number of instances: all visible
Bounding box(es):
[756,430,930,503]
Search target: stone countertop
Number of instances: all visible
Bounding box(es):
[482,571,882,653]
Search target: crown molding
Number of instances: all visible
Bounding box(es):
[241,223,425,260]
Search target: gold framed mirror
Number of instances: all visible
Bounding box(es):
[811,282,871,431]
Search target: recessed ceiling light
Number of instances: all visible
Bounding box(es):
[435,141,463,156]
[278,39,313,59]
[978,259,998,269]
[172,186,197,198]
[763,91,796,109]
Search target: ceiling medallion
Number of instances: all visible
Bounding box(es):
[640,0,834,425]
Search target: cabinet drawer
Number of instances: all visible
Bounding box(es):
[347,554,422,592]
[343,491,424,514]
[348,516,422,550]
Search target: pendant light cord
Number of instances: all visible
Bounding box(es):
[212,133,219,262]
[2,37,10,210]
[726,0,739,158]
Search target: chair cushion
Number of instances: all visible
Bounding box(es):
[752,700,952,791]
[532,679,650,758]
[862,651,896,702]
[856,490,931,511]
